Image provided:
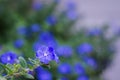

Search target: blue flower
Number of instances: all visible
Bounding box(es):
[33,41,42,51]
[66,1,76,10]
[74,63,85,75]
[35,67,52,80]
[57,45,73,57]
[39,32,57,48]
[30,24,41,32]
[77,43,93,54]
[17,26,27,35]
[14,39,24,48]
[58,63,71,74]
[77,75,89,80]
[46,16,57,26]
[36,45,59,64]
[88,28,101,36]
[66,10,77,20]
[84,57,97,68]
[32,1,42,11]
[0,51,17,64]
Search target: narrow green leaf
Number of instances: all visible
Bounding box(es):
[19,57,27,68]
[23,73,34,79]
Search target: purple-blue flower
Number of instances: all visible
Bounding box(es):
[17,26,27,35]
[32,1,42,11]
[58,63,71,74]
[14,39,24,48]
[77,43,93,54]
[77,75,89,80]
[84,57,97,68]
[87,28,101,36]
[74,63,85,75]
[36,45,59,64]
[35,67,52,80]
[46,16,57,26]
[0,51,17,64]
[66,1,76,10]
[39,32,57,48]
[66,10,77,20]
[57,45,73,57]
[30,24,41,32]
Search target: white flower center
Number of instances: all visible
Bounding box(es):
[7,56,11,61]
[44,53,48,57]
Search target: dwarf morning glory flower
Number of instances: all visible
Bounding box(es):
[74,63,85,75]
[33,41,42,51]
[31,24,41,32]
[17,26,28,35]
[66,1,76,10]
[57,45,73,57]
[46,16,57,26]
[14,39,24,48]
[39,32,57,48]
[32,1,42,11]
[84,57,97,68]
[35,67,52,80]
[88,28,101,36]
[77,75,89,80]
[77,43,93,54]
[36,45,59,64]
[58,63,71,74]
[66,10,77,20]
[0,51,17,64]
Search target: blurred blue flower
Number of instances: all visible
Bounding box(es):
[60,77,69,80]
[77,43,93,54]
[32,1,42,11]
[14,39,24,48]
[88,28,101,36]
[66,10,77,20]
[36,45,59,64]
[0,51,17,64]
[57,45,73,57]
[66,1,76,10]
[84,57,97,68]
[35,66,52,80]
[77,75,89,80]
[17,26,27,35]
[39,32,57,48]
[46,16,57,26]
[30,24,41,32]
[58,63,71,74]
[33,41,42,51]
[74,63,85,75]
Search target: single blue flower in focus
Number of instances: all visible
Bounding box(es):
[46,16,57,26]
[35,66,52,80]
[77,43,93,54]
[14,39,24,48]
[57,45,73,57]
[77,75,89,80]
[0,51,17,64]
[58,63,71,74]
[17,26,28,35]
[84,57,97,69]
[30,24,41,32]
[74,63,85,75]
[36,45,59,64]
[32,1,42,11]
[39,32,57,48]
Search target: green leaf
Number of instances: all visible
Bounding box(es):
[19,57,27,68]
[23,73,34,79]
